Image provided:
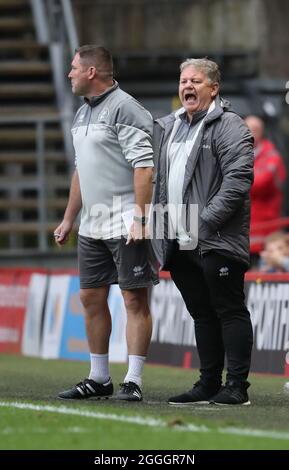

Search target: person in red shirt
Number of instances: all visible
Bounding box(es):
[245,115,287,259]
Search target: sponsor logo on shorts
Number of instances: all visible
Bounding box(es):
[219,266,229,277]
[133,266,144,277]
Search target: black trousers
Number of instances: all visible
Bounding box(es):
[169,247,253,386]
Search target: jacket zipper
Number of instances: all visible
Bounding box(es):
[183,138,203,202]
[85,107,92,136]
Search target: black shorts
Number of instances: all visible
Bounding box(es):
[78,235,159,290]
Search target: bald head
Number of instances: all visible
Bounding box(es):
[245,115,264,148]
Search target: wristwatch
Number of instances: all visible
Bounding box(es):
[133,215,148,226]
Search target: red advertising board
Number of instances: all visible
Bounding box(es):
[0,268,46,353]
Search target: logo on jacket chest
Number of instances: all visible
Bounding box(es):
[77,113,85,124]
[202,130,211,151]
[98,107,110,123]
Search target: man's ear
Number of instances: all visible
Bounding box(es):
[211,83,219,98]
[87,66,97,80]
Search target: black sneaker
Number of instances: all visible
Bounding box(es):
[210,380,251,405]
[58,378,113,400]
[168,380,221,406]
[116,382,143,401]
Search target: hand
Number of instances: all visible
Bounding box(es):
[53,220,73,246]
[126,221,148,245]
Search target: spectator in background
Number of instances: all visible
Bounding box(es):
[245,116,287,263]
[260,231,289,272]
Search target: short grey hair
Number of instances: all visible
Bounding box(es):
[75,44,113,78]
[180,58,221,84]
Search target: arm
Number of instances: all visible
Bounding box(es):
[127,167,153,243]
[115,98,154,243]
[115,99,154,168]
[201,114,254,230]
[54,170,82,245]
[134,167,153,215]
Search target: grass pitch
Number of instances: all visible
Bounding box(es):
[1,354,289,450]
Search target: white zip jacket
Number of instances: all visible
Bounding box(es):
[72,81,154,239]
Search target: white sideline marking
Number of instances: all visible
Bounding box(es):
[1,401,289,441]
[1,426,87,435]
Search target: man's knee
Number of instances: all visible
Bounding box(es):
[214,302,250,321]
[121,288,149,313]
[79,287,108,311]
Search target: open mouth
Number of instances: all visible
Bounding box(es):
[184,92,197,103]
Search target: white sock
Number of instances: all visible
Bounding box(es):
[88,353,110,384]
[124,355,146,388]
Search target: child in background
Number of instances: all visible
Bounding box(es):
[260,232,289,272]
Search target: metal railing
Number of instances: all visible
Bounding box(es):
[30,0,79,175]
[0,115,72,253]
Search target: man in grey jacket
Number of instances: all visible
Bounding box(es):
[55,45,158,402]
[152,58,254,405]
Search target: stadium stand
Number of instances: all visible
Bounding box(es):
[0,0,288,267]
[0,0,74,257]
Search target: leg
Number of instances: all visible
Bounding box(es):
[78,235,118,364]
[203,252,253,384]
[122,286,152,388]
[80,286,111,354]
[107,238,157,400]
[80,287,112,384]
[57,237,117,400]
[170,248,224,387]
[113,287,151,400]
[122,287,152,356]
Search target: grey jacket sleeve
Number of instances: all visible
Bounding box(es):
[115,98,154,168]
[201,113,254,229]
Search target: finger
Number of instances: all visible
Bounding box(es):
[126,231,133,245]
[54,232,68,245]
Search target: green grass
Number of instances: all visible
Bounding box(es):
[1,354,289,450]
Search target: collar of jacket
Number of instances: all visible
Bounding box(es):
[179,108,208,124]
[84,80,119,107]
[156,95,231,129]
